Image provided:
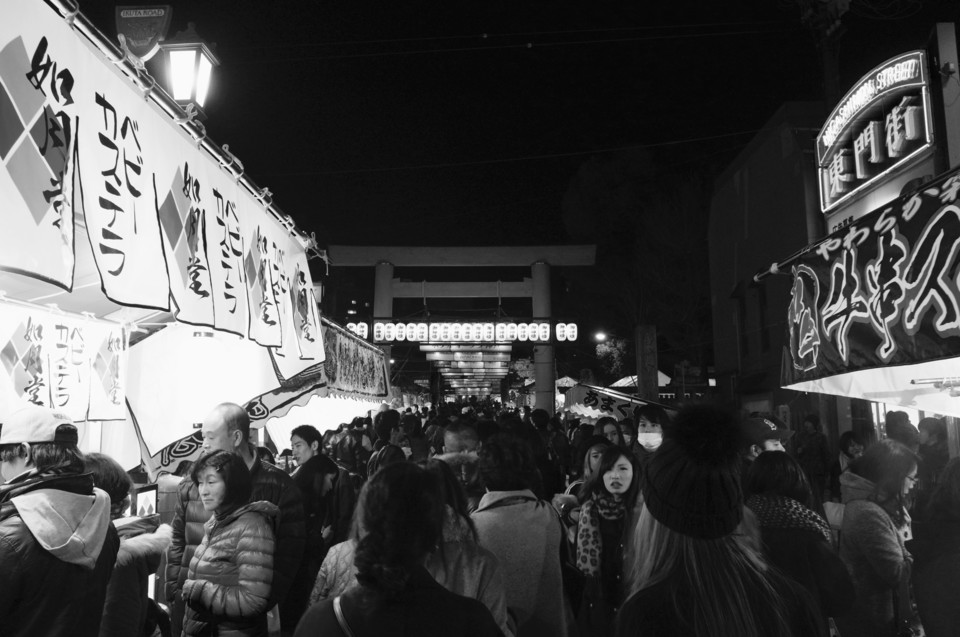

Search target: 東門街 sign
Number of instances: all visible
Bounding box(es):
[359,321,579,344]
[817,51,933,215]
[783,164,960,386]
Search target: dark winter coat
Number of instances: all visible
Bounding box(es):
[745,493,854,625]
[182,501,279,637]
[166,452,306,606]
[293,454,331,566]
[907,519,960,637]
[324,466,363,546]
[293,566,503,637]
[0,470,120,637]
[100,515,172,637]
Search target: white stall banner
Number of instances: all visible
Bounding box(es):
[0,31,76,289]
[0,303,126,421]
[0,0,324,374]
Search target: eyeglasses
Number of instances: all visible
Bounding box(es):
[905,474,919,485]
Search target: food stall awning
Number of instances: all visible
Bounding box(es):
[564,383,676,423]
[0,0,334,473]
[761,164,960,417]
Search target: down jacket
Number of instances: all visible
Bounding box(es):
[166,452,306,607]
[182,501,279,637]
[0,470,120,637]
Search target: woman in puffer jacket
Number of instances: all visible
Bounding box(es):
[182,450,279,637]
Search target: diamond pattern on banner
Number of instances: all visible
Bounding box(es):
[0,37,45,129]
[157,165,214,324]
[6,140,52,224]
[0,84,22,159]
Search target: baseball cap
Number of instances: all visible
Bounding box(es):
[742,415,793,447]
[0,405,78,445]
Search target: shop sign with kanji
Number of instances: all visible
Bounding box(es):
[817,51,934,214]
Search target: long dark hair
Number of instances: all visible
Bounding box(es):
[423,458,478,542]
[353,463,444,599]
[851,439,919,527]
[582,445,641,506]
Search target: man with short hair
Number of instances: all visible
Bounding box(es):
[0,405,120,636]
[438,421,484,511]
[166,403,306,635]
[740,415,794,491]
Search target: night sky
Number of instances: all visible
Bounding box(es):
[79,0,960,383]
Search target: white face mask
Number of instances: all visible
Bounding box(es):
[636,432,662,451]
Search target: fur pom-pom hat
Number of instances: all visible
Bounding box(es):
[642,404,743,540]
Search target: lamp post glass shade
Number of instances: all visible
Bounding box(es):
[160,24,218,108]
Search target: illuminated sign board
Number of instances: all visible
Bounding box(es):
[367,321,579,344]
[817,51,933,214]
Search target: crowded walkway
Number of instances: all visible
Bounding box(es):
[0,401,956,637]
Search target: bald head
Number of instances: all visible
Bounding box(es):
[202,403,250,454]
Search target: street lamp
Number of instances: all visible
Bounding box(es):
[159,22,219,109]
[594,331,607,342]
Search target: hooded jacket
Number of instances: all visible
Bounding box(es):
[182,501,279,637]
[834,470,910,637]
[100,515,172,637]
[0,470,120,637]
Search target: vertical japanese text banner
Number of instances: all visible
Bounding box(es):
[0,8,78,289]
[0,302,127,421]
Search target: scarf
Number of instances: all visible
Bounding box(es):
[576,492,626,576]
[745,493,831,542]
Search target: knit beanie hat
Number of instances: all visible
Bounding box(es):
[641,404,743,540]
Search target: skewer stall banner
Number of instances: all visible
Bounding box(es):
[0,302,126,421]
[783,165,960,386]
[321,319,390,398]
[0,0,324,374]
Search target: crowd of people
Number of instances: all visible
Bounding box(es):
[0,400,958,637]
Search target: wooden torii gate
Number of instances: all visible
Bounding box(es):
[327,245,596,413]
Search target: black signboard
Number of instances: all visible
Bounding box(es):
[783,165,960,386]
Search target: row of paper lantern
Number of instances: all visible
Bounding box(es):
[345,321,578,343]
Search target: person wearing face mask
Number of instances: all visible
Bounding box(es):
[633,406,669,470]
[576,446,640,636]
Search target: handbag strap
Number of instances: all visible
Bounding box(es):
[333,596,356,637]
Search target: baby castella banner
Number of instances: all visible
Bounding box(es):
[0,0,324,376]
